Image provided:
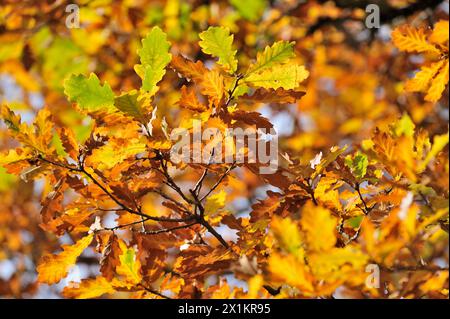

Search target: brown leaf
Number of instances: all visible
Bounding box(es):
[240,88,305,104]
[100,234,123,281]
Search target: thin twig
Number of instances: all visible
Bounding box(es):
[138,283,171,299]
[143,222,198,235]
[80,166,186,222]
[102,218,151,231]
[40,156,190,223]
[159,158,194,204]
[224,74,244,108]
[200,162,236,201]
[192,149,215,197]
[355,183,373,215]
[151,188,192,215]
[38,156,81,172]
[199,219,230,250]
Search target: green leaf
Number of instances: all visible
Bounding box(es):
[114,90,147,122]
[199,26,237,74]
[246,41,295,75]
[63,73,115,112]
[344,215,364,228]
[244,64,309,90]
[345,153,368,179]
[230,0,267,22]
[134,26,172,95]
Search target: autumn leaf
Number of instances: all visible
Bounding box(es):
[270,216,303,256]
[425,61,449,102]
[392,25,440,54]
[268,253,314,293]
[178,86,208,112]
[100,234,123,281]
[57,127,79,159]
[300,202,337,252]
[114,90,149,123]
[170,55,207,83]
[0,1,449,300]
[116,240,142,285]
[244,64,309,90]
[345,152,369,179]
[429,20,449,45]
[405,60,446,93]
[308,246,368,280]
[246,41,295,75]
[204,190,227,215]
[393,21,449,102]
[87,141,146,170]
[240,88,305,104]
[63,276,115,299]
[201,69,225,106]
[37,233,94,284]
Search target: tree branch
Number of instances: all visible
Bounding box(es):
[143,222,198,235]
[200,162,236,201]
[39,156,191,223]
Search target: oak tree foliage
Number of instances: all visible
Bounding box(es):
[0,0,448,299]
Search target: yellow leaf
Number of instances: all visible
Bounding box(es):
[87,140,146,170]
[63,276,115,299]
[246,274,263,299]
[420,271,449,294]
[116,240,142,285]
[205,190,227,212]
[309,246,368,281]
[300,202,337,252]
[405,60,445,93]
[429,20,449,45]
[246,41,295,75]
[419,131,449,172]
[271,216,304,257]
[392,25,440,54]
[268,253,314,293]
[37,233,94,284]
[314,177,344,211]
[425,61,449,102]
[244,64,309,90]
[0,148,32,166]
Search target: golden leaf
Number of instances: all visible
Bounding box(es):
[268,253,314,293]
[37,233,94,284]
[392,25,440,54]
[300,202,337,252]
[425,61,449,102]
[63,276,115,299]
